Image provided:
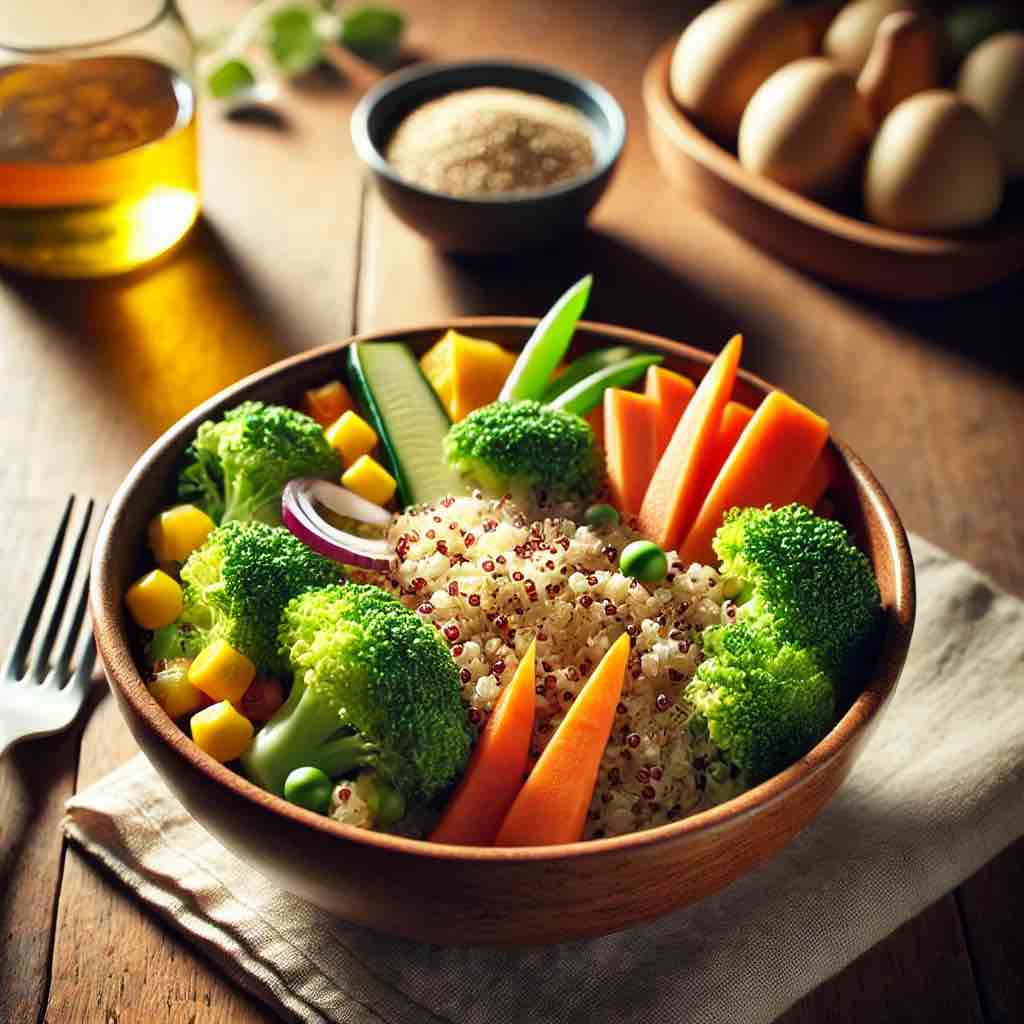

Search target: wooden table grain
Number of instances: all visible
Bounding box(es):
[1,1,1021,1021]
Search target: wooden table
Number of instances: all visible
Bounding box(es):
[2,1,1022,1020]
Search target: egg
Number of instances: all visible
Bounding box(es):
[864,90,1004,232]
[738,58,871,197]
[957,32,1024,181]
[823,0,918,73]
[670,0,814,143]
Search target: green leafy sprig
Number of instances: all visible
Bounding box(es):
[202,1,405,100]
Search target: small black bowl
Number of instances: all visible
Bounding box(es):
[351,59,626,254]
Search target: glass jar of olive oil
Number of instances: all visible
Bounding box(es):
[0,1,198,276]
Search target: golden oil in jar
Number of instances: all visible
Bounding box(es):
[0,55,198,276]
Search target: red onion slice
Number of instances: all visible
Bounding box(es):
[282,479,395,572]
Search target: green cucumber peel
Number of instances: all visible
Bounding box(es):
[548,354,663,417]
[542,345,637,402]
[499,275,592,402]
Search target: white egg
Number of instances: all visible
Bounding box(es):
[670,0,813,143]
[957,31,1024,181]
[739,57,871,196]
[823,0,917,73]
[864,90,1004,232]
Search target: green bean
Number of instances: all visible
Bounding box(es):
[542,345,636,402]
[547,354,663,416]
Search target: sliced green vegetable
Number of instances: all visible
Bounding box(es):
[339,6,405,63]
[542,345,636,403]
[265,6,323,74]
[207,58,257,99]
[347,342,467,508]
[548,354,663,417]
[499,275,592,403]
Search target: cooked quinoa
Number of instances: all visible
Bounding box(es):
[348,493,733,839]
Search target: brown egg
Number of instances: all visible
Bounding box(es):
[823,0,918,73]
[957,32,1024,181]
[864,90,1004,232]
[670,0,814,143]
[739,57,872,197]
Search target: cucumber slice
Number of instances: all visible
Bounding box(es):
[347,341,467,508]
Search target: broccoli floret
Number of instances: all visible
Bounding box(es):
[241,584,470,809]
[167,521,343,674]
[443,399,601,501]
[686,622,836,794]
[713,504,881,678]
[177,401,342,525]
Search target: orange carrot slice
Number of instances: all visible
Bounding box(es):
[585,406,605,451]
[645,365,696,459]
[795,445,841,511]
[637,335,743,552]
[696,400,755,501]
[429,642,537,846]
[604,388,659,517]
[679,391,830,566]
[494,633,629,847]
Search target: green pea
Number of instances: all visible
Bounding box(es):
[283,766,333,814]
[584,503,620,528]
[619,540,668,583]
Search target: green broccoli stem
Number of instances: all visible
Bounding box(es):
[240,678,378,795]
[220,478,283,526]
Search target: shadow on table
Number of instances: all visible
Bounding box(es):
[0,217,297,437]
[835,271,1024,387]
[442,226,741,351]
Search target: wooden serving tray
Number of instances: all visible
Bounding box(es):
[643,36,1024,299]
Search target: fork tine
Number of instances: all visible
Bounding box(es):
[30,499,94,681]
[2,496,74,679]
[69,631,97,695]
[55,558,93,677]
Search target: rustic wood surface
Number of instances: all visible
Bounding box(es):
[0,0,1020,1020]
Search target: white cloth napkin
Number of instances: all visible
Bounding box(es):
[63,535,1024,1024]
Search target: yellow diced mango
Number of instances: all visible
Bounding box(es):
[190,701,254,763]
[125,570,183,630]
[342,454,396,506]
[148,504,216,563]
[187,639,256,704]
[419,330,517,421]
[149,664,208,719]
[325,410,378,467]
[302,379,354,428]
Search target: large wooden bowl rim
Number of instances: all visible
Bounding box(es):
[91,317,914,866]
[644,36,1023,258]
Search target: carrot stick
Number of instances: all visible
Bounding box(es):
[679,391,830,566]
[604,388,659,517]
[494,633,629,847]
[795,445,841,511]
[645,365,696,459]
[695,400,754,500]
[637,335,743,552]
[429,641,537,846]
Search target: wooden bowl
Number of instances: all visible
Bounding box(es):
[351,60,625,254]
[643,36,1024,299]
[90,320,915,945]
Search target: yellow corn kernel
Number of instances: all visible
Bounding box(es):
[190,701,254,763]
[148,504,216,563]
[341,454,396,506]
[125,570,183,630]
[325,410,378,468]
[149,667,207,720]
[187,639,256,704]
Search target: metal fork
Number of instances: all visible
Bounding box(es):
[1,497,98,757]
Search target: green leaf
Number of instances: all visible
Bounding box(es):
[266,6,323,74]
[339,5,405,63]
[207,58,257,98]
